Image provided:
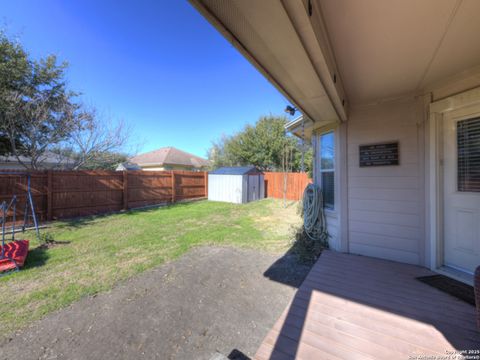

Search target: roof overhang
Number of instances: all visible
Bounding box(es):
[285,114,339,141]
[191,0,480,120]
[189,0,347,127]
[313,0,480,104]
[285,115,314,140]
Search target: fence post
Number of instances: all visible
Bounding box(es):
[171,171,176,203]
[47,170,53,221]
[204,171,208,198]
[123,171,128,210]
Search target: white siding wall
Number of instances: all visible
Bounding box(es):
[325,212,340,251]
[347,97,425,265]
[208,174,244,204]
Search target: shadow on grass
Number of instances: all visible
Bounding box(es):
[54,200,205,230]
[123,200,205,216]
[20,239,71,270]
[23,245,50,270]
[55,215,102,230]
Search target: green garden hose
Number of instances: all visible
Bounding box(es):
[302,183,328,244]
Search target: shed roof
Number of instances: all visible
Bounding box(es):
[209,166,262,175]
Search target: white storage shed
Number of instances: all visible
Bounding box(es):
[208,166,265,204]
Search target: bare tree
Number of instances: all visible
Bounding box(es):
[5,91,86,169]
[62,112,132,170]
[0,32,136,170]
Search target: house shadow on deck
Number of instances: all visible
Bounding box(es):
[257,249,480,360]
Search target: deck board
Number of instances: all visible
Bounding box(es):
[255,250,480,359]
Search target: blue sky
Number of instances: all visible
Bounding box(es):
[1,0,290,158]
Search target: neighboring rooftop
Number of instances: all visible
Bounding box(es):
[0,151,75,169]
[130,147,210,168]
[115,162,142,171]
[209,166,262,175]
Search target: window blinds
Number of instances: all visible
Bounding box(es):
[458,117,480,192]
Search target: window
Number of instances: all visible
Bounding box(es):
[458,117,480,192]
[319,132,335,209]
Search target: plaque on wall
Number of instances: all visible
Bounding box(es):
[359,142,399,167]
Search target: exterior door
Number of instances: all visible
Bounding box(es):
[443,105,480,274]
[247,175,258,202]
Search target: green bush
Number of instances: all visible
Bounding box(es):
[290,225,329,264]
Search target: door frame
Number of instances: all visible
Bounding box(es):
[427,86,480,272]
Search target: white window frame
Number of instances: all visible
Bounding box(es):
[317,130,335,211]
[312,123,347,252]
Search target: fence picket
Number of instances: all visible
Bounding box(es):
[0,170,208,222]
[263,172,311,201]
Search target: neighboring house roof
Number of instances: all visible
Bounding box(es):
[130,147,210,168]
[209,166,262,175]
[116,162,142,171]
[0,151,75,169]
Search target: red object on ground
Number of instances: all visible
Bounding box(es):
[0,240,29,272]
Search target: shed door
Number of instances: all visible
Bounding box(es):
[443,106,480,274]
[247,175,259,202]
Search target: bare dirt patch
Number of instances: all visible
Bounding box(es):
[0,246,311,360]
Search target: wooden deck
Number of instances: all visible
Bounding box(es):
[255,250,480,360]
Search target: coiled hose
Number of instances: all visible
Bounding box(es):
[302,183,328,243]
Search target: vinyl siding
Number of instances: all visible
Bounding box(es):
[325,212,340,250]
[346,98,425,265]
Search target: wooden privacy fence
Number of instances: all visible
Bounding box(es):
[0,170,309,224]
[263,172,311,201]
[0,170,207,222]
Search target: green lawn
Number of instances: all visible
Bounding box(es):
[0,199,300,336]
